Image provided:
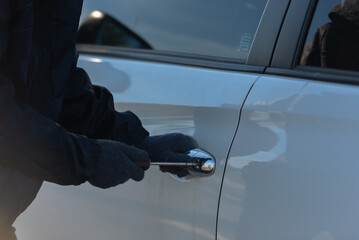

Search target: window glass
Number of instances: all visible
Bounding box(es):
[300,0,359,71]
[78,0,269,62]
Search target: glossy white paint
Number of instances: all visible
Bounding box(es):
[218,76,359,240]
[14,55,258,240]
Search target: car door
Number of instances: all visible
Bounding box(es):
[218,0,359,239]
[13,1,290,240]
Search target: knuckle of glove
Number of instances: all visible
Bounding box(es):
[90,140,146,188]
[131,169,145,182]
[167,133,194,152]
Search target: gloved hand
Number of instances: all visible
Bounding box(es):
[89,140,150,189]
[138,133,195,177]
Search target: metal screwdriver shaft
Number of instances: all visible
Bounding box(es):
[150,162,198,166]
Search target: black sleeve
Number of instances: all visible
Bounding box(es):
[0,0,101,186]
[0,0,10,60]
[58,67,149,145]
[0,77,100,186]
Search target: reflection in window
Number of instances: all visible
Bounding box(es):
[79,0,269,62]
[77,11,152,49]
[300,0,359,71]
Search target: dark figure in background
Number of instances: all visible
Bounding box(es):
[300,0,359,71]
[0,1,193,239]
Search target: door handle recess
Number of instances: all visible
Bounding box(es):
[150,148,216,176]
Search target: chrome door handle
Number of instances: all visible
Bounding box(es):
[150,148,216,176]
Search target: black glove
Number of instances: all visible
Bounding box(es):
[89,140,149,189]
[138,133,195,177]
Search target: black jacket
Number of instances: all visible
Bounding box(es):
[0,0,148,186]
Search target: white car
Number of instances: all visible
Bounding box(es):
[15,0,359,239]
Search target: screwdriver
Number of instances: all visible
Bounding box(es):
[150,162,198,167]
[132,148,215,175]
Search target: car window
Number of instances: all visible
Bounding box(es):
[299,0,359,72]
[78,0,269,62]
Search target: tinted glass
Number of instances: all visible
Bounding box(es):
[79,0,269,62]
[300,0,359,71]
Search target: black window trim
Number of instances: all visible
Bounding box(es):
[77,44,265,73]
[247,0,291,66]
[270,0,316,69]
[266,66,359,85]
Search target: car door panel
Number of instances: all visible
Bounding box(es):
[14,55,258,240]
[10,0,295,237]
[218,76,359,240]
